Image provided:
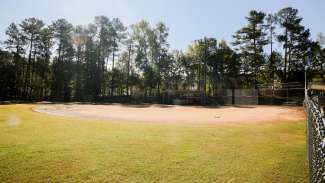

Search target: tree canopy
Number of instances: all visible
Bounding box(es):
[0,7,323,102]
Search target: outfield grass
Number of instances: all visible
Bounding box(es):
[0,104,308,182]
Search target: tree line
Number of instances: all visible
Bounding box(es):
[1,7,325,101]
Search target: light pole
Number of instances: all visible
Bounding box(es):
[304,48,311,178]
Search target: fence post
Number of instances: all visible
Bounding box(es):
[305,99,312,183]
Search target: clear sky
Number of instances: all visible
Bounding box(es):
[0,0,324,51]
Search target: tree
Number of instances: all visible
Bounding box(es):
[316,33,325,78]
[0,50,15,99]
[277,7,311,81]
[20,18,44,98]
[151,22,169,94]
[35,27,54,99]
[73,25,88,100]
[123,36,135,96]
[51,19,74,101]
[203,38,217,95]
[175,51,195,90]
[83,23,99,100]
[265,13,277,70]
[0,10,319,103]
[264,51,282,84]
[131,20,153,94]
[316,32,325,47]
[109,18,126,96]
[233,10,268,88]
[94,16,111,98]
[169,51,185,90]
[187,40,205,91]
[215,40,240,91]
[4,23,26,98]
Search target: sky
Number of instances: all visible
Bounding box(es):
[0,0,324,51]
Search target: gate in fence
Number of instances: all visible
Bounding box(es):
[306,83,325,183]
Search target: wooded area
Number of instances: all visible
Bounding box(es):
[0,7,324,102]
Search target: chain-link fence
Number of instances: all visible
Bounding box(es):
[94,82,305,105]
[305,97,325,183]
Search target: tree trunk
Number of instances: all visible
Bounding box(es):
[203,38,207,104]
[198,61,201,91]
[24,35,34,99]
[284,29,288,82]
[288,34,293,81]
[111,47,115,96]
[96,40,102,99]
[270,27,274,82]
[14,40,21,99]
[75,46,82,100]
[157,55,161,96]
[253,37,258,89]
[29,47,37,100]
[126,44,131,96]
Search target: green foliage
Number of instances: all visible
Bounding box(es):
[51,19,74,101]
[0,6,322,101]
[277,7,312,81]
[233,10,268,88]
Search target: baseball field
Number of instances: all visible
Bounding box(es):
[0,104,308,182]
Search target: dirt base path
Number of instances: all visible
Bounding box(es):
[33,104,305,124]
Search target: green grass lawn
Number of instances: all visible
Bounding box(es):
[0,104,308,183]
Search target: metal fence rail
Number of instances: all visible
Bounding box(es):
[305,98,325,182]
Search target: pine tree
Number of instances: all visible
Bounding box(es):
[233,10,268,88]
[20,18,44,99]
[277,7,311,81]
[51,19,74,101]
[4,23,26,98]
[109,18,126,96]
